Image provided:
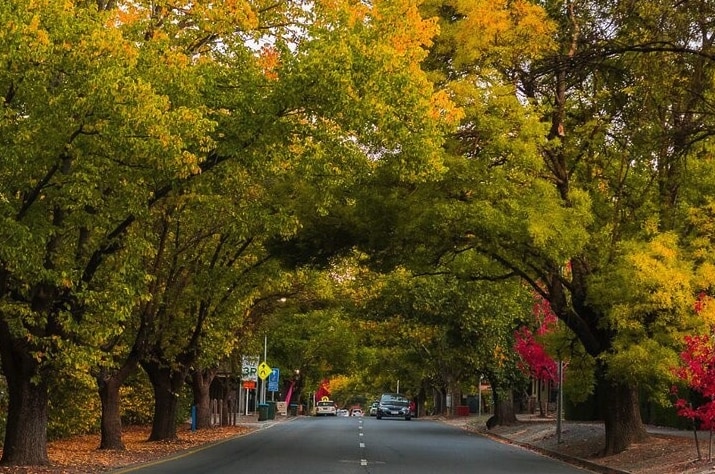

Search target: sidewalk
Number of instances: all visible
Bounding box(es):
[441,413,715,474]
[231,412,293,428]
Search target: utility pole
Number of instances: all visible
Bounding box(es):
[557,360,564,444]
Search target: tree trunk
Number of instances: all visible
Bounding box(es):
[143,361,187,441]
[555,270,648,454]
[97,359,138,450]
[432,386,446,416]
[537,379,546,417]
[601,377,648,455]
[191,369,214,430]
[0,334,49,466]
[98,373,125,450]
[490,386,518,427]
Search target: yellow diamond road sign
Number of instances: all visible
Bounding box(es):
[258,362,272,380]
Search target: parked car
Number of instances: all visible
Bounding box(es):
[369,401,379,416]
[337,408,349,416]
[315,400,337,416]
[376,393,411,420]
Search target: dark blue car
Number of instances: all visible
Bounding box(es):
[376,393,411,420]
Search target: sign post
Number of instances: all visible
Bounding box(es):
[268,368,280,396]
[258,361,272,406]
[241,356,259,414]
[258,361,272,380]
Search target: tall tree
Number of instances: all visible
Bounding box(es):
[0,0,450,465]
[136,192,286,441]
[0,0,213,464]
[413,0,715,454]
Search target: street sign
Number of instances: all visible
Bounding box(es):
[241,356,259,382]
[242,380,256,389]
[258,361,272,380]
[268,368,280,392]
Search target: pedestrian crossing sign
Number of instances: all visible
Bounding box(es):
[258,361,272,380]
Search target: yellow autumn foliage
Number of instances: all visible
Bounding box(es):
[593,233,708,359]
[451,0,556,67]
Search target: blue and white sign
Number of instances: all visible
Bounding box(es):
[268,368,280,392]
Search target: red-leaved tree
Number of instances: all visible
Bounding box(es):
[514,296,559,415]
[672,292,715,460]
[315,379,331,403]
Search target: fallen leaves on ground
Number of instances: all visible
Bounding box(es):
[0,424,255,473]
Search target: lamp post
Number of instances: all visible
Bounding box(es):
[294,369,300,414]
[478,375,483,418]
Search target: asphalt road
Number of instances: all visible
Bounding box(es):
[115,416,593,474]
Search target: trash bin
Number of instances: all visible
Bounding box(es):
[258,403,269,421]
[467,396,478,414]
[266,401,276,420]
[289,403,298,416]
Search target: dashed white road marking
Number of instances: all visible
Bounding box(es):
[359,419,369,467]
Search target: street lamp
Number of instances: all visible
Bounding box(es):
[478,375,483,417]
